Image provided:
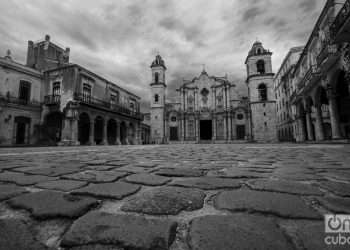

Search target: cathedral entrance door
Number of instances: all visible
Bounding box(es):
[170,127,178,141]
[200,120,212,140]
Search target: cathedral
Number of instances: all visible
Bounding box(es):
[150,41,277,143]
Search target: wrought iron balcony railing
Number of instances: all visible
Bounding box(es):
[44,95,61,105]
[74,93,143,120]
[0,94,41,107]
[331,0,350,39]
[297,65,320,91]
[316,42,338,66]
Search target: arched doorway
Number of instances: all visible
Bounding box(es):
[316,86,331,140]
[305,96,316,141]
[78,113,90,145]
[14,116,31,144]
[120,122,127,144]
[128,123,135,145]
[107,119,117,145]
[45,112,63,143]
[297,103,307,141]
[336,71,350,138]
[94,116,104,145]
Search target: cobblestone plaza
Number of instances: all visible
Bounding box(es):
[0,144,350,249]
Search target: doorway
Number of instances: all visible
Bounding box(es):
[200,120,212,140]
[236,125,246,140]
[15,116,30,144]
[170,127,178,141]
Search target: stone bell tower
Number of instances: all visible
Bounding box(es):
[245,41,277,142]
[150,55,167,144]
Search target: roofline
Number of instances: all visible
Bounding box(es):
[0,57,42,78]
[44,63,141,100]
[275,46,304,78]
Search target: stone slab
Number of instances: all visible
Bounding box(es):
[125,173,171,186]
[318,196,350,213]
[0,218,48,250]
[189,215,293,250]
[0,183,27,201]
[121,186,205,215]
[35,180,87,191]
[61,211,177,250]
[0,171,58,185]
[155,168,203,177]
[214,189,321,219]
[247,179,323,195]
[8,191,98,219]
[63,170,129,183]
[170,177,241,190]
[72,182,140,199]
[318,181,350,197]
[14,166,82,177]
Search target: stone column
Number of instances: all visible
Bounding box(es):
[212,117,216,141]
[196,118,199,142]
[89,121,95,145]
[223,115,227,141]
[327,87,342,139]
[135,123,141,145]
[298,117,306,142]
[305,111,315,141]
[102,120,108,145]
[115,121,121,145]
[315,105,325,141]
[227,114,232,141]
[232,114,236,140]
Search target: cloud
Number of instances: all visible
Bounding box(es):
[0,0,327,113]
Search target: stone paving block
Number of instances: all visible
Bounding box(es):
[155,168,204,177]
[247,179,323,195]
[207,168,264,178]
[170,177,241,190]
[133,162,158,168]
[72,182,140,199]
[317,196,350,213]
[0,218,48,250]
[8,191,98,219]
[61,211,177,250]
[122,186,206,215]
[214,189,321,219]
[125,173,171,186]
[14,165,82,177]
[189,215,293,250]
[0,171,58,185]
[116,165,153,173]
[63,170,129,183]
[318,181,350,197]
[35,180,87,191]
[0,183,27,201]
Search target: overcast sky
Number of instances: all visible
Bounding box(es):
[0,0,326,110]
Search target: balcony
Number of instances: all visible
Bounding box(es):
[0,94,41,108]
[316,42,339,69]
[74,93,143,120]
[44,95,61,105]
[296,65,320,91]
[331,0,350,43]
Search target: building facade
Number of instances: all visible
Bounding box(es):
[274,46,304,142]
[246,41,277,142]
[150,43,278,143]
[0,35,144,146]
[290,0,350,142]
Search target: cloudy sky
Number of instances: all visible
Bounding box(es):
[0,0,325,110]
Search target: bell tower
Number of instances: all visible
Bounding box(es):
[150,55,167,144]
[245,41,277,142]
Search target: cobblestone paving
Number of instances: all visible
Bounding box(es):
[0,144,349,250]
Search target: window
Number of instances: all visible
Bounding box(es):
[52,82,60,96]
[130,102,135,111]
[171,116,177,122]
[155,72,159,84]
[110,90,119,105]
[258,84,267,101]
[155,116,158,120]
[237,114,244,120]
[257,49,262,54]
[83,83,92,103]
[18,81,31,104]
[256,60,266,74]
[154,94,159,103]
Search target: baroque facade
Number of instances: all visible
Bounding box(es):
[0,35,146,146]
[289,0,350,142]
[150,41,277,143]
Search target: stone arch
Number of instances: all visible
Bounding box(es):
[44,111,64,144]
[335,70,350,138]
[258,83,267,101]
[120,121,127,144]
[128,123,136,144]
[78,112,90,145]
[107,119,117,145]
[256,60,266,74]
[94,116,104,145]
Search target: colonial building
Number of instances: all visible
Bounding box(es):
[245,41,277,142]
[290,0,350,142]
[274,46,304,142]
[0,35,144,146]
[150,55,254,143]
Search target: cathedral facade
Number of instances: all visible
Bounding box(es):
[150,41,277,143]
